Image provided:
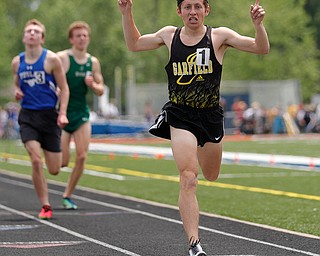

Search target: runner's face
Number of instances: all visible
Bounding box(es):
[177,0,209,28]
[23,24,44,46]
[70,28,90,51]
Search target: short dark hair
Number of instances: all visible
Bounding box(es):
[177,0,209,7]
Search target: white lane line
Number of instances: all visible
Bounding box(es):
[0,224,39,231]
[85,143,320,171]
[199,225,320,256]
[0,241,85,248]
[62,166,128,181]
[76,194,320,256]
[0,157,128,181]
[0,206,139,256]
[3,170,319,240]
[3,155,319,182]
[218,171,320,179]
[0,176,319,256]
[56,193,320,256]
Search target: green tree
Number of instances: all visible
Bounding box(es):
[206,0,319,101]
[0,2,12,85]
[262,0,319,100]
[1,0,320,104]
[304,0,320,48]
[33,0,128,98]
[121,0,320,101]
[0,0,35,105]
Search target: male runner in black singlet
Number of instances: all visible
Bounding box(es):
[118,1,269,255]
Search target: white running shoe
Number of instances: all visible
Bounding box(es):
[188,238,207,256]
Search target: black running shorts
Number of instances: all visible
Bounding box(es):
[149,102,224,147]
[18,108,62,152]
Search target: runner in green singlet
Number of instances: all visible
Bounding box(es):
[64,54,92,133]
[57,21,104,210]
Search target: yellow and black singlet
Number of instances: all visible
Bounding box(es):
[165,26,222,109]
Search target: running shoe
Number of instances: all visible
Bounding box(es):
[62,197,78,210]
[38,205,52,220]
[189,238,207,256]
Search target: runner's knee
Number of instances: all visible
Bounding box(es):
[180,170,198,191]
[31,158,43,172]
[76,152,87,165]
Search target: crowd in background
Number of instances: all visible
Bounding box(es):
[0,102,20,139]
[231,97,320,135]
[2,98,320,139]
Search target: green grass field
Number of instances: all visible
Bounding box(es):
[0,136,319,237]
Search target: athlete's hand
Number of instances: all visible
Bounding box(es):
[14,87,24,101]
[118,0,133,15]
[250,0,266,25]
[57,114,69,129]
[85,74,94,89]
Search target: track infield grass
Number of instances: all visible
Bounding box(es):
[0,137,319,237]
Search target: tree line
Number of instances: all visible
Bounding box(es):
[1,0,320,106]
